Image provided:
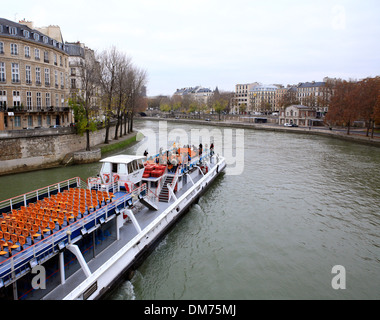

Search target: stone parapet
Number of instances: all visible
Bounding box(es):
[73,149,101,164]
[0,125,117,175]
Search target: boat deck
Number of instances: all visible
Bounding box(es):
[0,189,114,263]
[43,160,216,300]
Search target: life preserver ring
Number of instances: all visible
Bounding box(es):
[114,174,120,182]
[124,183,130,193]
[104,174,110,183]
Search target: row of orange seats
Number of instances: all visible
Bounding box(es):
[0,188,115,257]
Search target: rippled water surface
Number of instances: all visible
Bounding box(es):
[1,120,379,300]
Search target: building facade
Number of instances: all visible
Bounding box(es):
[65,41,100,111]
[279,105,320,126]
[249,84,280,113]
[173,86,213,105]
[0,18,70,131]
[297,81,330,114]
[232,83,259,113]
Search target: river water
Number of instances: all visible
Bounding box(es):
[1,120,379,300]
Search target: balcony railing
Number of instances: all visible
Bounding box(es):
[2,106,70,113]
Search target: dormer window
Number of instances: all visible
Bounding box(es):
[43,36,48,44]
[23,30,30,38]
[34,33,40,41]
[9,26,17,35]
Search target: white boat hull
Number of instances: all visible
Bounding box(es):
[61,157,226,300]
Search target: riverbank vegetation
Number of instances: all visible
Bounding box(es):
[325,77,380,137]
[150,90,234,119]
[100,133,137,155]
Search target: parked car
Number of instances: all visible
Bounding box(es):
[284,123,292,127]
[291,124,299,127]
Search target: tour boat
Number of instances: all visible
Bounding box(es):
[0,145,226,300]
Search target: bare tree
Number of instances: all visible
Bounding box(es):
[125,66,147,133]
[277,87,299,109]
[98,46,122,144]
[114,53,132,140]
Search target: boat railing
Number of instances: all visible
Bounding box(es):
[0,177,87,214]
[87,175,120,193]
[0,191,131,285]
[130,182,158,209]
[168,166,181,201]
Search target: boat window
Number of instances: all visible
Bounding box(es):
[118,164,127,175]
[112,163,118,173]
[138,159,144,169]
[127,162,133,174]
[102,162,111,173]
[132,160,138,171]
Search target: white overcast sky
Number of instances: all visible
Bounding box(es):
[3,0,380,96]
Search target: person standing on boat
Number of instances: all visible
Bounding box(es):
[210,143,214,156]
[144,150,148,158]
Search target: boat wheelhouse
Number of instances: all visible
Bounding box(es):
[0,145,226,300]
[88,155,146,193]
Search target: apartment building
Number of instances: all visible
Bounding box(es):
[232,83,259,113]
[65,41,100,111]
[0,18,70,130]
[173,86,213,105]
[249,84,280,113]
[297,81,330,114]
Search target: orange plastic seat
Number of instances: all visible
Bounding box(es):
[1,224,7,233]
[22,228,29,238]
[0,240,8,256]
[57,218,64,230]
[18,235,26,250]
[31,224,41,240]
[3,232,10,242]
[10,234,19,250]
[41,221,50,235]
[49,221,56,233]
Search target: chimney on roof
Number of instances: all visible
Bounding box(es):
[19,19,34,29]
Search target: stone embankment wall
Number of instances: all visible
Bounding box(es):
[0,126,116,176]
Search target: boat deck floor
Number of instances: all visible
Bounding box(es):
[43,161,215,300]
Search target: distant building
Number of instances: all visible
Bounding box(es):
[297,81,330,114]
[0,18,71,130]
[65,41,100,112]
[279,105,323,127]
[232,83,259,113]
[249,84,281,113]
[275,85,298,110]
[173,86,213,104]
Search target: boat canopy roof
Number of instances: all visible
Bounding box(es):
[100,155,145,164]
